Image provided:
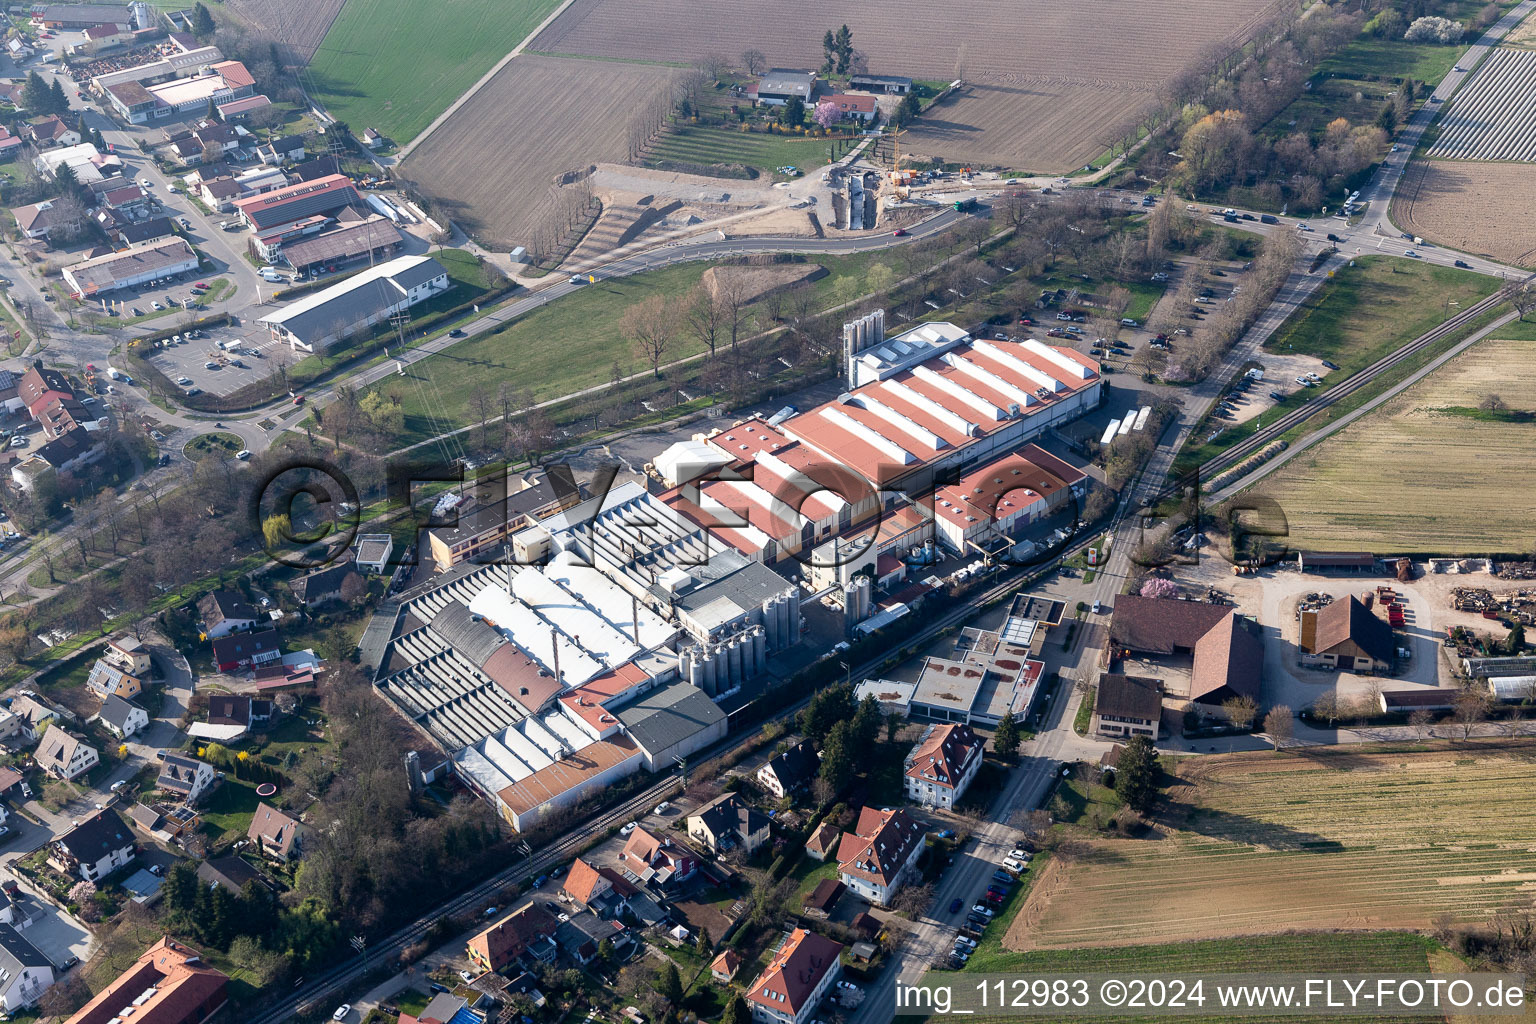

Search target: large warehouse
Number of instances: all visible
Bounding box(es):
[63,238,198,296]
[257,254,449,352]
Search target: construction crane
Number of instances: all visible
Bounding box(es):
[884,128,912,198]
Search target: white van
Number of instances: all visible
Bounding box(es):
[259,267,285,283]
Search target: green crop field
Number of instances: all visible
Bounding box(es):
[645,125,842,176]
[308,0,565,144]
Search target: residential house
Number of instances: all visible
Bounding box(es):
[753,69,817,106]
[256,135,305,165]
[10,201,67,240]
[466,903,559,974]
[94,694,150,739]
[12,429,105,490]
[849,73,913,94]
[9,695,59,744]
[18,365,73,419]
[49,808,135,881]
[104,635,152,675]
[686,792,770,856]
[362,127,384,149]
[195,854,263,895]
[189,694,272,742]
[561,857,636,917]
[903,723,983,810]
[0,923,54,1011]
[756,740,818,801]
[26,115,80,148]
[618,827,699,894]
[37,728,98,780]
[1300,595,1395,673]
[555,910,627,964]
[198,589,259,638]
[246,802,306,862]
[199,176,243,211]
[353,534,394,574]
[210,628,281,673]
[156,753,216,805]
[743,927,843,1024]
[711,949,742,983]
[290,562,357,607]
[62,937,228,1024]
[1090,673,1163,740]
[805,820,840,862]
[217,94,272,121]
[835,806,924,907]
[1108,594,1263,705]
[87,658,144,700]
[823,93,877,121]
[113,216,176,246]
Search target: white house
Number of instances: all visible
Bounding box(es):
[157,753,217,805]
[49,809,135,882]
[0,924,54,1011]
[93,694,150,739]
[835,806,924,907]
[743,927,842,1024]
[903,723,983,809]
[36,728,97,780]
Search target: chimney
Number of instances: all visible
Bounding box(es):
[551,629,561,687]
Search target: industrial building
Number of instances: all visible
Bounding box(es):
[930,444,1088,555]
[904,614,1047,724]
[425,472,577,571]
[90,44,224,95]
[231,173,359,233]
[105,60,256,123]
[1108,595,1264,703]
[256,253,448,352]
[62,238,198,297]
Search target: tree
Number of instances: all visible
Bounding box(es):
[1112,735,1160,812]
[819,720,856,794]
[49,78,68,115]
[192,1,216,37]
[741,49,766,76]
[821,30,837,74]
[802,683,855,744]
[994,710,1022,761]
[685,284,725,358]
[1408,708,1435,740]
[655,961,683,1007]
[1500,279,1536,322]
[1221,694,1258,730]
[851,694,882,750]
[1309,691,1341,727]
[779,95,805,127]
[1453,688,1490,739]
[1263,705,1294,752]
[695,926,712,954]
[1507,621,1526,654]
[261,513,291,552]
[813,100,840,130]
[623,295,676,378]
[339,571,367,605]
[892,93,921,127]
[723,996,752,1024]
[833,24,854,75]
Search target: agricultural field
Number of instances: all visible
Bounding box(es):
[1255,332,1536,551]
[645,125,838,178]
[307,0,565,144]
[222,0,347,63]
[400,55,680,249]
[530,0,1287,172]
[1008,745,1536,951]
[1426,46,1536,161]
[1394,159,1536,267]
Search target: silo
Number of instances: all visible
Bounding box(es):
[762,597,780,649]
[777,592,792,644]
[699,647,716,696]
[678,646,691,677]
[859,577,873,619]
[687,647,704,690]
[751,626,766,673]
[728,637,743,686]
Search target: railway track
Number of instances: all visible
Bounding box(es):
[248,546,1070,1024]
[1170,281,1524,497]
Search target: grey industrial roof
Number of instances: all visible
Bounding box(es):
[430,476,566,545]
[615,678,724,755]
[65,238,196,293]
[431,601,507,668]
[266,274,405,344]
[674,561,790,626]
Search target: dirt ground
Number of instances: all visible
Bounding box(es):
[702,264,823,303]
[224,0,347,63]
[720,208,821,239]
[1394,160,1536,268]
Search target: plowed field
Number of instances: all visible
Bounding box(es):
[530,0,1286,171]
[1395,160,1536,268]
[224,0,347,63]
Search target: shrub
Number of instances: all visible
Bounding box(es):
[1404,16,1460,42]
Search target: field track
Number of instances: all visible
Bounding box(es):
[529,0,1286,171]
[1427,46,1536,161]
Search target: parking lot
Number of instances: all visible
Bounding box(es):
[143,322,288,398]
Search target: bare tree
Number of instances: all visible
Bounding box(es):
[1454,688,1491,740]
[1309,691,1340,727]
[1221,694,1258,730]
[1263,705,1293,752]
[685,284,725,358]
[623,295,677,378]
[1408,708,1435,740]
[1498,279,1535,321]
[699,53,729,84]
[741,49,767,76]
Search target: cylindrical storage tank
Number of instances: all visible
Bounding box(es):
[728,637,743,685]
[786,589,801,640]
[763,598,780,649]
[688,648,704,689]
[777,593,791,644]
[860,577,873,618]
[700,649,716,695]
[752,627,766,673]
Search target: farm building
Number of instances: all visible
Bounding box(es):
[1379,689,1458,713]
[904,722,983,809]
[1460,655,1536,679]
[1486,676,1536,703]
[1107,595,1263,704]
[38,3,132,29]
[1296,551,1376,574]
[256,253,448,352]
[217,93,272,121]
[1299,596,1394,673]
[850,73,913,94]
[752,68,816,106]
[61,238,198,297]
[1090,673,1163,740]
[231,173,360,233]
[930,444,1087,555]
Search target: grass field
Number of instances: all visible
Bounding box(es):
[308,0,565,144]
[1176,257,1497,473]
[645,126,838,176]
[1255,330,1536,550]
[1010,744,1536,951]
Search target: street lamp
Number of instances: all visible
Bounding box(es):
[840,660,851,688]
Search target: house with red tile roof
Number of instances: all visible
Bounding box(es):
[904,723,983,809]
[562,856,636,916]
[744,927,843,1024]
[618,826,698,893]
[835,806,924,906]
[64,937,227,1024]
[466,903,559,973]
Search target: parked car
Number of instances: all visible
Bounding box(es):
[1008,848,1030,860]
[654,801,671,814]
[955,935,978,949]
[1269,390,1284,401]
[1321,360,1339,370]
[620,821,638,835]
[235,450,251,460]
[332,1007,351,1022]
[971,905,994,919]
[131,307,145,316]
[459,970,474,983]
[1002,856,1026,872]
[151,301,165,311]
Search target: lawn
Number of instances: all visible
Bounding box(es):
[1010,744,1536,952]
[184,431,243,462]
[308,0,566,144]
[646,125,843,177]
[1254,331,1536,550]
[198,776,262,845]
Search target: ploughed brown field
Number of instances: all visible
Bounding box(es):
[400,55,680,249]
[1394,159,1536,268]
[224,0,348,64]
[530,0,1286,171]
